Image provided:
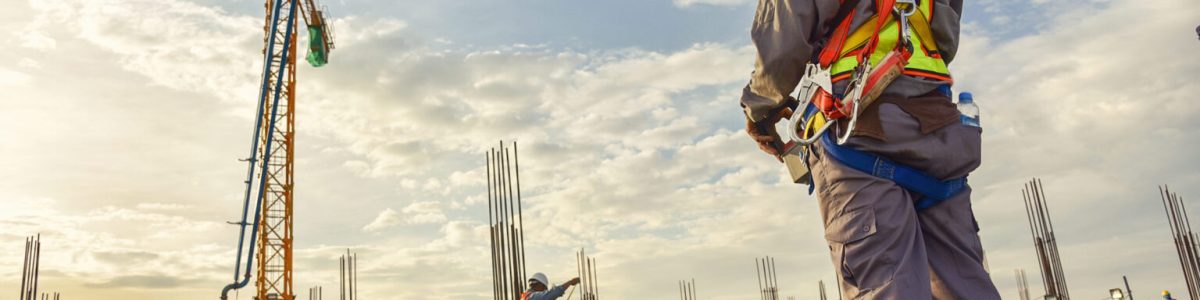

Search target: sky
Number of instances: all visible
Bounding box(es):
[0,0,1198,299]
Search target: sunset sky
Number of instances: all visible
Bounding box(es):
[1,0,1199,299]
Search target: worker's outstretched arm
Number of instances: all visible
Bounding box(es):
[739,0,840,123]
[528,278,579,300]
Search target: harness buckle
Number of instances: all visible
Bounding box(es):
[786,63,838,146]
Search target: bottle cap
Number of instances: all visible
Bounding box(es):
[959,92,974,104]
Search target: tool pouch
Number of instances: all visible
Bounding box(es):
[782,141,812,185]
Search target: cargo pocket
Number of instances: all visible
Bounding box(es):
[825,207,882,290]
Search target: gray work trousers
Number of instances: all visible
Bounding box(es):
[808,102,1001,299]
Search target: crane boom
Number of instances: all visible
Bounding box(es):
[221,0,333,299]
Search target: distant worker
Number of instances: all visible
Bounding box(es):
[739,0,1000,298]
[1164,290,1176,300]
[521,273,580,300]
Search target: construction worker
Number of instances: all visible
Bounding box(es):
[520,273,580,300]
[740,0,1001,299]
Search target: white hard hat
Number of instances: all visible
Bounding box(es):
[529,273,549,287]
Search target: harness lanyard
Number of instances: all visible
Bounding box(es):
[811,0,910,118]
[817,0,912,71]
[817,1,857,68]
[858,0,897,66]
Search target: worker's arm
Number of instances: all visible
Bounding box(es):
[929,0,963,63]
[528,278,579,300]
[741,0,840,157]
[740,0,841,123]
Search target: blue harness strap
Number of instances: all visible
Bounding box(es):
[818,133,967,210]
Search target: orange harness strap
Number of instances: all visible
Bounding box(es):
[813,0,906,120]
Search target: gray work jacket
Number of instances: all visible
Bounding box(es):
[740,0,964,122]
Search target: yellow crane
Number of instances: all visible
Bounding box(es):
[221,0,334,299]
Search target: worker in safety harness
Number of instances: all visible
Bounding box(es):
[520,273,580,300]
[739,0,1001,298]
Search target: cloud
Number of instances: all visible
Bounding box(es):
[362,208,403,232]
[85,274,204,289]
[363,202,449,232]
[0,68,32,86]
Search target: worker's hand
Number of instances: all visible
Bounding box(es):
[565,277,581,286]
[745,107,793,162]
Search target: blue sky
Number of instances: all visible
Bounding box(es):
[1,0,1199,299]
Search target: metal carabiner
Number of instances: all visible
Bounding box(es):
[787,64,838,146]
[835,63,873,145]
[895,0,918,47]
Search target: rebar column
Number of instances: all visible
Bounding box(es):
[486,141,529,300]
[1022,178,1070,299]
[1161,185,1200,299]
[755,256,779,300]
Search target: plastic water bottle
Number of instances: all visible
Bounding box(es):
[957,92,980,128]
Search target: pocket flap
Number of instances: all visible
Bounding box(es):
[824,207,877,244]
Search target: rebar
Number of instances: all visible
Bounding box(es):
[755,256,780,300]
[679,279,697,300]
[1015,268,1031,300]
[819,280,826,300]
[1161,185,1200,299]
[1022,178,1070,299]
[487,141,529,300]
[19,234,43,300]
[338,249,358,300]
[309,286,322,300]
[576,249,601,300]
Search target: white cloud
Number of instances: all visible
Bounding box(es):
[401,201,448,225]
[362,208,402,232]
[362,202,448,232]
[0,68,32,86]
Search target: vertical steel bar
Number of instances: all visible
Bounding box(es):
[1124,275,1134,300]
[578,250,585,300]
[514,141,528,284]
[21,236,30,300]
[1036,179,1068,299]
[1022,186,1049,295]
[32,235,40,300]
[1178,193,1200,299]
[820,280,827,300]
[1162,186,1194,298]
[1030,182,1054,296]
[487,153,499,300]
[1176,194,1199,299]
[504,147,520,297]
[591,257,599,299]
[340,256,345,300]
[756,258,764,300]
[1166,188,1194,298]
[350,253,355,300]
[1180,194,1200,299]
[494,148,509,300]
[1030,181,1058,297]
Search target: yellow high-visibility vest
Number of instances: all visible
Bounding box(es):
[829,1,952,83]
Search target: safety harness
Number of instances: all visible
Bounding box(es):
[784,0,966,210]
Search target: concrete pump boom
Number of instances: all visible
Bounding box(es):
[221,0,333,299]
